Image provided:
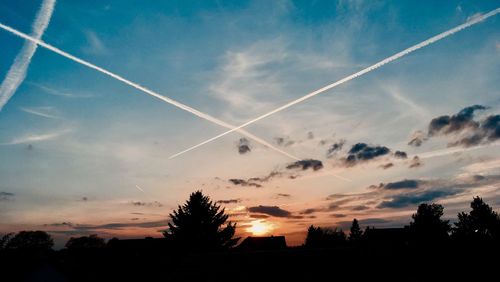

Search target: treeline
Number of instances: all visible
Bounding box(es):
[304,197,500,248]
[1,196,499,253]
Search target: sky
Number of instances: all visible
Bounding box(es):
[0,0,499,248]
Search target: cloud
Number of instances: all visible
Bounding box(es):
[173,10,500,158]
[299,208,323,215]
[69,220,168,231]
[237,138,251,154]
[377,190,456,209]
[344,143,390,165]
[326,140,345,158]
[383,179,421,190]
[28,82,94,98]
[82,30,108,55]
[216,199,241,204]
[130,201,163,207]
[419,105,500,147]
[20,106,60,119]
[276,193,291,198]
[286,159,323,171]
[249,214,269,219]
[248,205,292,218]
[380,163,394,169]
[428,105,487,136]
[394,150,407,159]
[0,0,56,111]
[0,191,14,201]
[409,156,423,168]
[274,136,295,147]
[1,128,72,145]
[408,130,426,147]
[45,222,73,227]
[228,178,262,188]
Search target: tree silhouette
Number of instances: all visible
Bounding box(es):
[453,197,500,241]
[66,234,106,249]
[349,219,363,242]
[0,233,13,250]
[164,191,239,250]
[5,231,54,251]
[409,203,450,243]
[305,225,346,248]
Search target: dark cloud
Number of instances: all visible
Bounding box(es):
[237,138,251,154]
[345,143,390,165]
[286,159,323,171]
[377,190,455,209]
[81,197,88,201]
[428,105,487,136]
[248,171,282,183]
[47,220,168,234]
[417,105,499,147]
[248,205,292,218]
[326,140,345,158]
[409,156,423,168]
[299,208,323,215]
[0,191,14,201]
[216,199,241,204]
[384,179,420,190]
[394,151,407,159]
[228,178,262,188]
[45,222,74,227]
[250,214,269,219]
[276,193,291,198]
[131,201,163,207]
[330,213,347,218]
[351,205,370,211]
[448,114,500,147]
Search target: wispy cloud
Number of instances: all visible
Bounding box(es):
[20,106,60,119]
[0,21,299,161]
[28,82,94,98]
[1,128,71,145]
[0,0,56,111]
[170,8,500,158]
[82,30,108,55]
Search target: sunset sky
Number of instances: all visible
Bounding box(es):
[0,0,499,247]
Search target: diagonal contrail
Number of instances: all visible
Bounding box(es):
[169,7,500,159]
[0,0,56,111]
[0,20,300,162]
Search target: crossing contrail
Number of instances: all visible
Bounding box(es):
[0,20,299,161]
[0,0,56,111]
[169,7,500,159]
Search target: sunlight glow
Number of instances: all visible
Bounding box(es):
[246,220,274,236]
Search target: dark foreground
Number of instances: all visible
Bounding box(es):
[2,242,498,282]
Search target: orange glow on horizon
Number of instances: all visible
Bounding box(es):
[246,220,274,236]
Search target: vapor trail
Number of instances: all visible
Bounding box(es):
[135,185,145,193]
[0,0,56,111]
[169,8,500,159]
[0,21,299,161]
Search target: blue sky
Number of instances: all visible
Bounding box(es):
[0,0,499,247]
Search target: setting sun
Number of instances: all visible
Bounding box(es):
[246,220,274,236]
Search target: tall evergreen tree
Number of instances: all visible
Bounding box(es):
[349,218,363,242]
[164,191,239,250]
